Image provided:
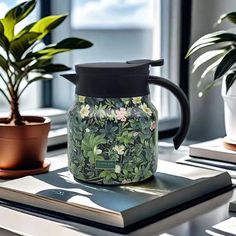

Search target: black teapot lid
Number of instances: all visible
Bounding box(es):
[65,59,164,98]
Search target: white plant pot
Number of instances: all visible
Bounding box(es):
[222,78,236,142]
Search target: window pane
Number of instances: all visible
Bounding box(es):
[53,0,163,116]
[0,0,41,113]
[71,0,154,29]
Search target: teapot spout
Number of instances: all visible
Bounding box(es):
[61,74,78,85]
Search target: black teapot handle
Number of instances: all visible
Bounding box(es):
[148,76,190,149]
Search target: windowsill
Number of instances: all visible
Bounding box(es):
[22,108,68,148]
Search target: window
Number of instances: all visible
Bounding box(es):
[0,0,182,132]
[52,0,180,122]
[0,0,41,113]
[71,0,163,115]
[71,0,154,29]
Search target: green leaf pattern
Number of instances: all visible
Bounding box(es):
[68,95,158,185]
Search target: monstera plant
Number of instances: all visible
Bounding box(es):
[187,12,236,142]
[0,0,92,174]
[186,12,236,95]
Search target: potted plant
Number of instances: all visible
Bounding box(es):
[0,0,92,174]
[186,12,236,142]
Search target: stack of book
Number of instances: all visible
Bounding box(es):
[178,138,236,178]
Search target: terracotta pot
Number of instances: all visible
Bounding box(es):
[0,116,50,170]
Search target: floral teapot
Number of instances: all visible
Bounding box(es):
[62,59,190,185]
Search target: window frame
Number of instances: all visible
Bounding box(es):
[157,0,192,138]
[179,0,192,98]
[40,0,53,107]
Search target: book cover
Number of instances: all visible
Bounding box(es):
[189,138,236,163]
[0,154,232,232]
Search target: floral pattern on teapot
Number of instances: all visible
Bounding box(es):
[68,95,158,185]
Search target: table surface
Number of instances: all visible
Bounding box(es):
[0,143,236,236]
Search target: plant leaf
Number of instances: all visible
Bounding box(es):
[0,34,9,50]
[201,31,229,38]
[29,15,67,39]
[29,58,52,69]
[37,54,54,60]
[38,37,93,54]
[214,48,236,80]
[5,0,36,23]
[0,21,9,50]
[192,49,225,73]
[0,18,15,41]
[26,37,93,58]
[217,12,236,25]
[56,37,93,49]
[35,63,71,73]
[15,58,35,68]
[201,58,223,79]
[15,22,35,39]
[225,72,236,93]
[34,48,68,56]
[0,21,3,34]
[1,0,36,41]
[187,42,217,58]
[16,56,52,69]
[0,54,8,72]
[190,36,221,49]
[186,32,236,57]
[9,32,40,60]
